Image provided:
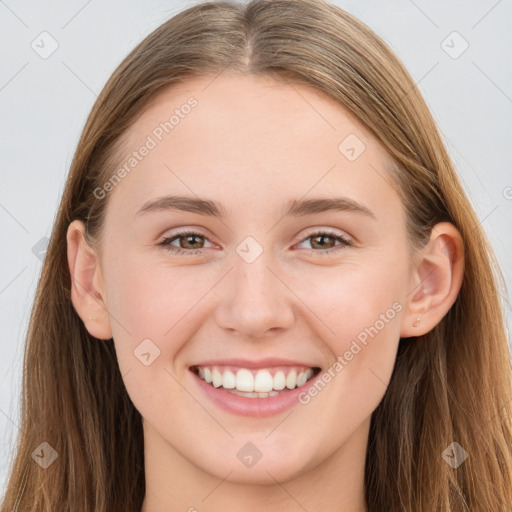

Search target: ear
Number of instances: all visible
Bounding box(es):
[66,220,113,340]
[401,222,464,337]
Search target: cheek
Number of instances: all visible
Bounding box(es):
[101,255,202,377]
[105,252,206,332]
[298,256,405,340]
[102,260,198,422]
[294,257,406,402]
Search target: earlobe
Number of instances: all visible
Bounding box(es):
[401,222,464,338]
[66,220,113,340]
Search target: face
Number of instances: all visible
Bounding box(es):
[89,73,416,485]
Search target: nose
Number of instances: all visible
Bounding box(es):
[214,248,295,339]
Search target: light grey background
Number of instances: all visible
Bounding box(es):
[1,0,511,494]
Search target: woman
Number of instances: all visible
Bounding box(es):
[2,0,511,510]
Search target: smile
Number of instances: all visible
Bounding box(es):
[191,365,320,398]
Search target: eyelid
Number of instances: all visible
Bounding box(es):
[158,226,354,256]
[159,226,217,243]
[160,226,353,245]
[297,226,354,245]
[159,228,216,249]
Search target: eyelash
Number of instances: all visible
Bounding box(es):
[157,229,353,256]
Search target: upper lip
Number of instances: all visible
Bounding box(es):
[190,357,321,369]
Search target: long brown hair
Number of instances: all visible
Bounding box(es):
[2,0,511,510]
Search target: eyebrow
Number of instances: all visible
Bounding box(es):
[135,194,376,220]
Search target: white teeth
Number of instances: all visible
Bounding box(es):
[222,370,236,389]
[236,369,254,392]
[212,368,223,388]
[231,390,258,398]
[297,371,307,387]
[195,366,317,394]
[273,371,286,390]
[254,370,274,392]
[286,370,297,389]
[226,389,281,398]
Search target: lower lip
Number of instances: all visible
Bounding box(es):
[190,369,321,418]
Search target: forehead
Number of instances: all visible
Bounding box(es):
[104,73,401,225]
[122,72,384,161]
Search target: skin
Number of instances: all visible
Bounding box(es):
[67,73,464,511]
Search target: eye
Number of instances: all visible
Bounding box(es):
[158,230,214,255]
[295,229,353,256]
[158,228,353,256]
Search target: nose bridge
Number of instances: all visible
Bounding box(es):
[236,245,273,295]
[234,237,281,305]
[215,236,294,337]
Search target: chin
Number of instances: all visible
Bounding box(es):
[199,445,314,486]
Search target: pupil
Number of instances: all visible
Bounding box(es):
[315,235,330,248]
[186,235,201,248]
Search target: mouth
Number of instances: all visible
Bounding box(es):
[190,364,322,399]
